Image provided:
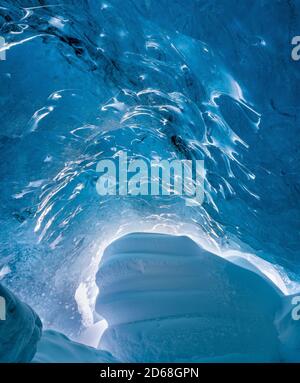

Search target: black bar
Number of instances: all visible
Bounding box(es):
[0,363,298,381]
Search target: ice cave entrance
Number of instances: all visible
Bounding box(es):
[92,232,289,362]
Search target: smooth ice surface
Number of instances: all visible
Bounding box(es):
[96,233,285,362]
[0,284,42,362]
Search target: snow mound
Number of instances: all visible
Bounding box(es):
[33,330,118,363]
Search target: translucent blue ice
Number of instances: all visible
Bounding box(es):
[0,0,299,342]
[0,284,42,362]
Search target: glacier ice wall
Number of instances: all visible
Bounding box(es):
[0,283,42,362]
[0,0,299,337]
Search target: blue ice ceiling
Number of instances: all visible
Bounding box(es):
[0,0,299,337]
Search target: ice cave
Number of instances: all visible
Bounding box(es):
[0,0,299,363]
